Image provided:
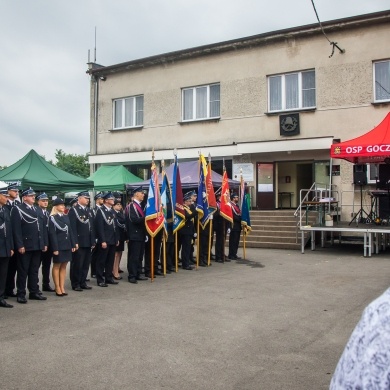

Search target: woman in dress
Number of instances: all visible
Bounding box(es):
[48,198,76,296]
[112,200,127,280]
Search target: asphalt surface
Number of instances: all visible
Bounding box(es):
[1,244,390,390]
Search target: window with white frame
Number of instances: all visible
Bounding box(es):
[268,70,316,112]
[374,60,390,102]
[182,83,220,121]
[113,95,144,129]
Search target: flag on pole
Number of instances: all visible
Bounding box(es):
[145,163,164,237]
[241,192,251,232]
[160,169,172,234]
[172,155,185,234]
[196,154,210,229]
[206,161,217,216]
[220,170,233,223]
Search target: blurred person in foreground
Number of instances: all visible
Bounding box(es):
[330,287,390,389]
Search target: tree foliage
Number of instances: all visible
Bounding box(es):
[53,149,90,178]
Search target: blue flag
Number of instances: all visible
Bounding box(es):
[160,170,173,234]
[145,166,164,237]
[172,156,185,234]
[196,154,210,229]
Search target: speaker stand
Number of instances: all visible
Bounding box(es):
[349,185,369,225]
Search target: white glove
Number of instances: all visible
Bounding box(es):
[227,228,231,234]
[209,214,213,220]
[145,236,149,243]
[193,233,197,238]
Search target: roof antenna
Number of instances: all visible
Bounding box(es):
[94,26,97,62]
[310,0,345,58]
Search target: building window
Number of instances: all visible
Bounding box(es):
[113,95,144,129]
[374,60,390,102]
[182,83,220,121]
[268,70,316,112]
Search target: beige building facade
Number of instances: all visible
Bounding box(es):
[88,11,390,216]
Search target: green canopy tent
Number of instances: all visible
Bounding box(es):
[0,149,94,192]
[88,165,142,191]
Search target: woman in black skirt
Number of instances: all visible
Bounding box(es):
[49,198,76,296]
[112,200,127,280]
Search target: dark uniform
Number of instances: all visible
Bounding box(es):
[5,185,21,297]
[94,194,119,286]
[68,195,95,290]
[90,192,103,278]
[36,193,53,291]
[126,194,147,283]
[179,195,196,270]
[145,229,163,277]
[0,188,14,308]
[213,195,226,262]
[228,195,242,260]
[48,213,76,260]
[11,188,48,303]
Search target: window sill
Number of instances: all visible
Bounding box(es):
[371,101,390,106]
[265,108,316,116]
[179,117,220,125]
[110,126,144,132]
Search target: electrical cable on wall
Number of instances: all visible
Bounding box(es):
[310,0,345,57]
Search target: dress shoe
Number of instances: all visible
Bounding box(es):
[62,292,68,296]
[128,278,138,284]
[85,278,90,282]
[42,285,55,292]
[199,262,207,267]
[98,282,108,287]
[225,258,232,262]
[113,276,122,280]
[72,287,83,292]
[0,299,13,308]
[136,275,148,281]
[80,285,92,290]
[215,259,224,263]
[190,259,196,265]
[6,291,17,298]
[56,292,64,297]
[235,256,242,260]
[17,296,27,304]
[211,254,216,260]
[182,266,194,270]
[166,269,172,274]
[155,270,163,276]
[105,279,119,285]
[29,293,47,300]
[118,269,124,273]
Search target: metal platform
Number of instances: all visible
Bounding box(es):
[300,222,390,257]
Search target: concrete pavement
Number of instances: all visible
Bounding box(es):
[1,244,390,390]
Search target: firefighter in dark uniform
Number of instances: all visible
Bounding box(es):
[90,192,104,278]
[36,193,54,292]
[4,182,21,298]
[0,187,14,308]
[11,187,48,303]
[179,192,196,270]
[126,186,148,284]
[94,192,119,287]
[213,190,226,262]
[68,191,95,291]
[228,193,242,260]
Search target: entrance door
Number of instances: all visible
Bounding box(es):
[256,163,274,209]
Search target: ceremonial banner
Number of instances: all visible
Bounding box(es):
[145,166,164,237]
[172,156,185,234]
[206,162,217,215]
[160,170,172,234]
[220,170,233,223]
[196,154,210,228]
[241,192,251,232]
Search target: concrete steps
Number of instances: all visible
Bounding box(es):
[239,210,316,250]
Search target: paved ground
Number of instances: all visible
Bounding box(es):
[1,244,390,390]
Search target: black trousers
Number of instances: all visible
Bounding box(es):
[127,240,144,279]
[90,246,98,276]
[214,227,226,260]
[228,230,241,257]
[71,247,91,288]
[180,234,192,268]
[16,250,41,296]
[0,257,10,299]
[199,225,211,263]
[96,244,115,284]
[5,252,17,294]
[40,249,52,287]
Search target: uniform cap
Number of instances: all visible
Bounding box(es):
[36,193,49,200]
[77,191,90,198]
[52,198,65,206]
[21,187,36,197]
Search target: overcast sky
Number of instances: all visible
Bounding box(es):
[0,0,388,166]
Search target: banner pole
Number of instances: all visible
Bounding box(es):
[151,236,154,282]
[208,220,212,266]
[196,218,200,270]
[175,232,178,273]
[163,231,167,276]
[243,229,246,260]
